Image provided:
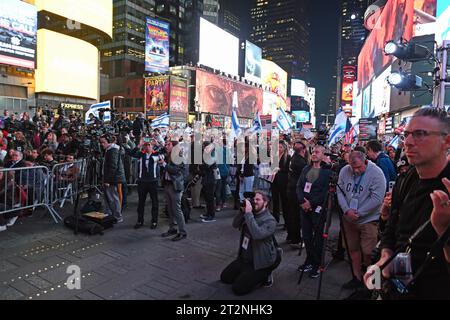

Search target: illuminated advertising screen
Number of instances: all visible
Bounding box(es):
[35,30,98,100]
[245,41,262,83]
[414,0,437,36]
[262,91,280,122]
[370,66,392,116]
[357,0,414,91]
[0,0,37,69]
[35,0,113,38]
[362,84,372,118]
[145,17,170,73]
[199,18,239,76]
[291,79,308,97]
[359,118,378,141]
[145,76,170,117]
[196,70,262,118]
[436,0,450,44]
[169,77,188,116]
[292,111,310,123]
[341,65,356,103]
[261,59,288,105]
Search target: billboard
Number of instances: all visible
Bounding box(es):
[359,118,378,141]
[35,30,98,100]
[292,111,310,123]
[35,0,113,38]
[145,76,170,117]
[341,65,356,104]
[370,66,392,116]
[245,41,262,83]
[362,84,372,118]
[357,0,414,91]
[145,17,170,73]
[169,77,188,116]
[262,91,280,122]
[261,59,288,106]
[0,0,37,69]
[196,70,262,118]
[414,0,437,36]
[291,79,308,97]
[199,18,239,76]
[436,0,450,44]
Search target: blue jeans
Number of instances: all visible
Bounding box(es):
[215,176,229,206]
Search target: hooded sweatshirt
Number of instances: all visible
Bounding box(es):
[337,160,386,224]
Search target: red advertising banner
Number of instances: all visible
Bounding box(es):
[357,0,414,91]
[145,76,170,117]
[341,65,356,103]
[196,69,263,118]
[169,77,188,116]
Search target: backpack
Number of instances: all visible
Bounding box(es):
[64,215,104,235]
[81,200,102,213]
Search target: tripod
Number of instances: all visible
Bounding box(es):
[297,176,355,300]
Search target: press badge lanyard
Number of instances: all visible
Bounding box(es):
[352,172,365,197]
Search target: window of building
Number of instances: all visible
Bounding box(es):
[125,98,133,108]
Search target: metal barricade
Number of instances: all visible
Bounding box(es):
[0,166,55,222]
[48,159,87,221]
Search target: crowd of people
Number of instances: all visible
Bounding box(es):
[0,107,449,300]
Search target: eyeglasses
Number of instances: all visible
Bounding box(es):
[401,130,447,141]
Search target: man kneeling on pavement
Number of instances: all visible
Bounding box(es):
[220,190,281,295]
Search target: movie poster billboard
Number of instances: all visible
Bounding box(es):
[245,40,262,83]
[145,17,169,73]
[196,70,263,118]
[341,65,356,104]
[0,0,37,69]
[370,66,392,116]
[145,76,170,117]
[169,77,188,116]
[357,0,414,91]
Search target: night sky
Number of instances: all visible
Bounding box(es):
[227,0,340,123]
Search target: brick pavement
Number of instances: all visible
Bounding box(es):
[0,190,356,300]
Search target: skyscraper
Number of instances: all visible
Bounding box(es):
[250,0,311,83]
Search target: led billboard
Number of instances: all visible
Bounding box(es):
[341,65,356,104]
[35,30,98,100]
[35,0,113,38]
[291,79,308,97]
[145,17,170,73]
[169,77,188,116]
[436,0,450,44]
[145,76,170,117]
[261,59,288,106]
[262,91,279,121]
[357,0,414,91]
[199,18,239,76]
[196,70,262,118]
[414,0,437,36]
[0,0,37,69]
[362,84,372,118]
[370,66,392,116]
[292,111,310,123]
[245,41,262,83]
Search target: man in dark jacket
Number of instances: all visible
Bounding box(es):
[285,140,308,246]
[159,140,187,241]
[296,145,332,277]
[100,134,126,222]
[366,140,397,190]
[220,191,279,295]
[132,113,147,144]
[129,139,160,229]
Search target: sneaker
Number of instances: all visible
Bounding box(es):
[150,222,157,229]
[6,216,18,227]
[263,274,273,287]
[161,229,178,237]
[199,214,208,219]
[171,233,187,241]
[297,263,313,272]
[289,242,303,249]
[0,225,6,232]
[116,218,124,223]
[134,222,143,229]
[342,278,364,290]
[202,217,216,223]
[215,207,221,212]
[309,268,320,279]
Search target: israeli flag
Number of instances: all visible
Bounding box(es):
[230,91,242,139]
[247,111,262,134]
[151,113,171,128]
[277,108,293,132]
[85,101,111,124]
[328,109,348,146]
[389,135,400,150]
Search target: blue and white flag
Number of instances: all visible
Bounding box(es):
[151,113,171,128]
[328,109,348,146]
[230,92,242,140]
[277,108,293,132]
[85,101,111,124]
[389,135,400,150]
[247,111,262,135]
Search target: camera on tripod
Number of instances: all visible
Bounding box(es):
[240,191,256,213]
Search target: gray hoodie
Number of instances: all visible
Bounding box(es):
[337,160,386,224]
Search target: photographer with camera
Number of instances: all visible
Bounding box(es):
[220,190,280,295]
[128,137,160,229]
[365,108,450,299]
[296,145,332,278]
